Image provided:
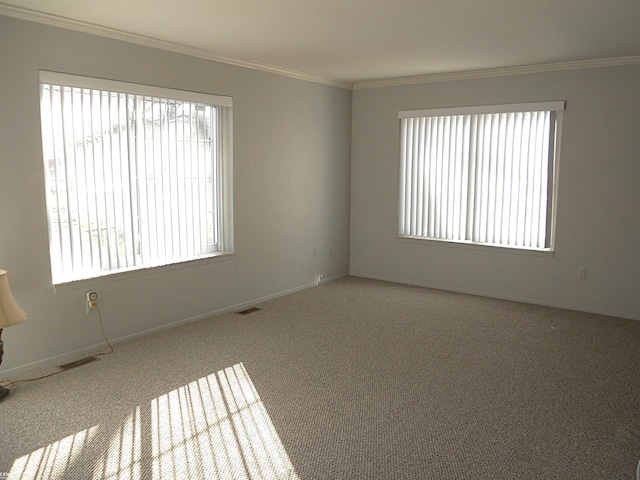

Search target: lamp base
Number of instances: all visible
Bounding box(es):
[0,385,8,402]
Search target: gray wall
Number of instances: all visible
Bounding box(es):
[0,16,352,374]
[2,15,638,378]
[350,66,640,320]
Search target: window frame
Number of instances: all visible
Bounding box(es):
[397,101,564,253]
[39,71,234,285]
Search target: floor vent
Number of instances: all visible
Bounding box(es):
[59,356,99,371]
[236,307,261,315]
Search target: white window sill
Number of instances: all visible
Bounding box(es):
[396,236,555,258]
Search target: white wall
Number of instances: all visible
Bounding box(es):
[350,66,640,320]
[0,16,352,375]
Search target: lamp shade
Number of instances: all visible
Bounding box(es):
[0,270,27,328]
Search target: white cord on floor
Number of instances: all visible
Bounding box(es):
[94,303,114,356]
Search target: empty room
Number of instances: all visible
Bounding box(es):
[1,1,639,479]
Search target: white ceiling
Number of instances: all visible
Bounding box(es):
[2,0,640,88]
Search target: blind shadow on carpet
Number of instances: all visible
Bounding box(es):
[8,363,299,480]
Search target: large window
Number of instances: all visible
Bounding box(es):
[40,71,233,284]
[398,101,564,251]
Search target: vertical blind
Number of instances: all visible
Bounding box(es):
[40,72,232,283]
[398,102,564,250]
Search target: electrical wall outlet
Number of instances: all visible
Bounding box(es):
[312,246,317,257]
[86,291,98,314]
[578,267,587,280]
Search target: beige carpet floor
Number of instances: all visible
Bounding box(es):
[1,276,639,479]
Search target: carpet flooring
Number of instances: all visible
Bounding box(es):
[1,276,639,479]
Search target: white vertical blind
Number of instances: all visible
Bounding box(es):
[399,102,563,250]
[40,73,232,283]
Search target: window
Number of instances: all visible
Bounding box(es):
[398,101,564,251]
[39,71,233,284]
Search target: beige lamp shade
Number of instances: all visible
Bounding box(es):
[0,269,27,328]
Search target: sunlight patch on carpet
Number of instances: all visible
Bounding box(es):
[10,426,100,479]
[9,363,298,480]
[150,362,298,479]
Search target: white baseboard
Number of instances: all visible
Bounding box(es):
[0,272,348,380]
[349,271,640,322]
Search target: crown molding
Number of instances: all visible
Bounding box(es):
[353,56,640,90]
[0,3,352,90]
[4,3,639,92]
